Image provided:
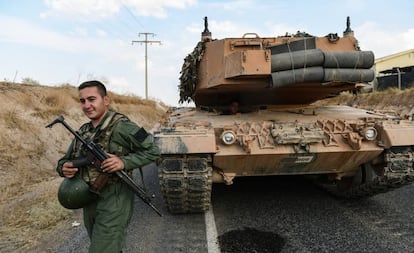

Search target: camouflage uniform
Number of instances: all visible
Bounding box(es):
[56,111,160,252]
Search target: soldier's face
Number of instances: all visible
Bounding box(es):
[79,86,110,125]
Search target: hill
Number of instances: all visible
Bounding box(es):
[0,81,167,252]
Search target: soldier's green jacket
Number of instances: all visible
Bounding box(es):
[56,111,160,178]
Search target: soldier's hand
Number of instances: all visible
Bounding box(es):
[101,153,125,173]
[62,161,78,178]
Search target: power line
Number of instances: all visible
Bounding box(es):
[61,1,140,42]
[120,1,145,29]
[132,33,161,99]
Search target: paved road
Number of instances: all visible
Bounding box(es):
[213,176,414,252]
[58,164,414,252]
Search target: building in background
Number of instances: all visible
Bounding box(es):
[374,49,414,90]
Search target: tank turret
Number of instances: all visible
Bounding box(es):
[179,16,375,110]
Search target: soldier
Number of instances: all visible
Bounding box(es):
[229,101,240,115]
[56,80,160,252]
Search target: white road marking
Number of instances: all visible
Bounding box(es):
[205,204,221,253]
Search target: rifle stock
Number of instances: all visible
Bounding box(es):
[47,115,162,216]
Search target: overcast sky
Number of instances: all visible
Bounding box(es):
[1,0,413,106]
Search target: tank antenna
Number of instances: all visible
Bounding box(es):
[343,16,354,36]
[201,16,212,41]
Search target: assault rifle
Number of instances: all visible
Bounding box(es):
[46,115,162,216]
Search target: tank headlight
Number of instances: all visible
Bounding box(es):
[363,127,377,141]
[221,131,236,145]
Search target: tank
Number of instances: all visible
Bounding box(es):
[154,17,414,214]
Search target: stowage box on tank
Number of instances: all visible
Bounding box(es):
[154,17,414,214]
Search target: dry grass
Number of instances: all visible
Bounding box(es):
[0,81,167,251]
[313,87,414,115]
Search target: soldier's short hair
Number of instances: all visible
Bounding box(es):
[78,80,107,97]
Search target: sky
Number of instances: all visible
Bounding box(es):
[1,0,413,106]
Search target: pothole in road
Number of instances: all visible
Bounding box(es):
[218,227,285,253]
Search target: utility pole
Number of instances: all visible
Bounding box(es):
[132,32,161,99]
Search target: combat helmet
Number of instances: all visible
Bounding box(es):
[58,176,98,209]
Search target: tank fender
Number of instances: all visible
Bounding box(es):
[154,131,217,154]
[379,121,414,148]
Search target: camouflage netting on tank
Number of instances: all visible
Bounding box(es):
[179,41,205,104]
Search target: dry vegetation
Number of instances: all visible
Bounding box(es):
[313,87,414,116]
[0,81,167,252]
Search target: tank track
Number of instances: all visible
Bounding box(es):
[158,154,212,213]
[319,147,414,199]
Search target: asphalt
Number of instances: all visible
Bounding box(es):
[212,176,414,253]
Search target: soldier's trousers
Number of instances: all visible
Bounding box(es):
[83,182,134,253]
